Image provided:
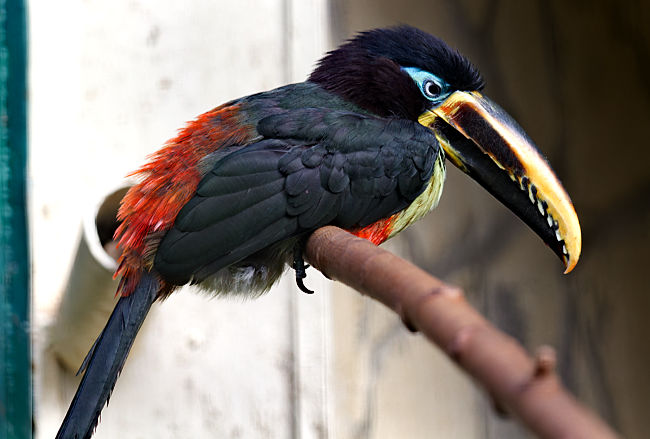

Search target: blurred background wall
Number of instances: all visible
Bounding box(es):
[31,0,648,438]
[328,1,650,438]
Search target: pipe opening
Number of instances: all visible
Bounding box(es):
[90,186,129,264]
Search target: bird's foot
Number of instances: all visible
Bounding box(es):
[292,240,314,294]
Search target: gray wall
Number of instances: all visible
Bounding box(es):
[32,2,332,438]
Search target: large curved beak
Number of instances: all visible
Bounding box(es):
[419,91,581,273]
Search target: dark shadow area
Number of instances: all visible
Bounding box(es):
[330,1,650,437]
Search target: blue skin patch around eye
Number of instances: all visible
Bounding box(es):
[402,67,451,106]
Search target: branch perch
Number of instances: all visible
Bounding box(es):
[305,226,619,439]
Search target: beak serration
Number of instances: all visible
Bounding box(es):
[421,91,582,272]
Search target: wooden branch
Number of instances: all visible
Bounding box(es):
[305,226,620,439]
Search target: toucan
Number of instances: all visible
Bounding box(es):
[56,25,581,438]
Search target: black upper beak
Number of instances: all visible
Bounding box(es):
[419,91,581,273]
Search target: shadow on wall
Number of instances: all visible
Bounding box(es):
[329,1,650,438]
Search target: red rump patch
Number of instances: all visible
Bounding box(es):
[351,215,396,245]
[114,103,255,296]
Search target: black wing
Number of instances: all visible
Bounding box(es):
[154,109,439,285]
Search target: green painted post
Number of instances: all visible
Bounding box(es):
[0,0,30,438]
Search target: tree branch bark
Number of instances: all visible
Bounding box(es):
[305,226,620,439]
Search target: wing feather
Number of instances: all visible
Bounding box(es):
[154,108,440,285]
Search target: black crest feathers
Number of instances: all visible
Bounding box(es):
[309,26,484,119]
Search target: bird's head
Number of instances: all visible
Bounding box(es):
[310,26,581,273]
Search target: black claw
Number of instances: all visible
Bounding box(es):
[293,240,314,294]
[295,275,314,294]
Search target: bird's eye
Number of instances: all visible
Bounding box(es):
[402,67,450,103]
[423,79,442,99]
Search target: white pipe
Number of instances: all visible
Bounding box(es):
[49,186,130,371]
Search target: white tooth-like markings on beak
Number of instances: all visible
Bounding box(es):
[432,91,581,272]
[516,176,564,243]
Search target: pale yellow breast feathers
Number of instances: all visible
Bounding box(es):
[388,153,446,239]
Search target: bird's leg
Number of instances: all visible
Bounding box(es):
[292,238,314,294]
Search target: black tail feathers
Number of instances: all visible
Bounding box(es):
[56,272,159,439]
